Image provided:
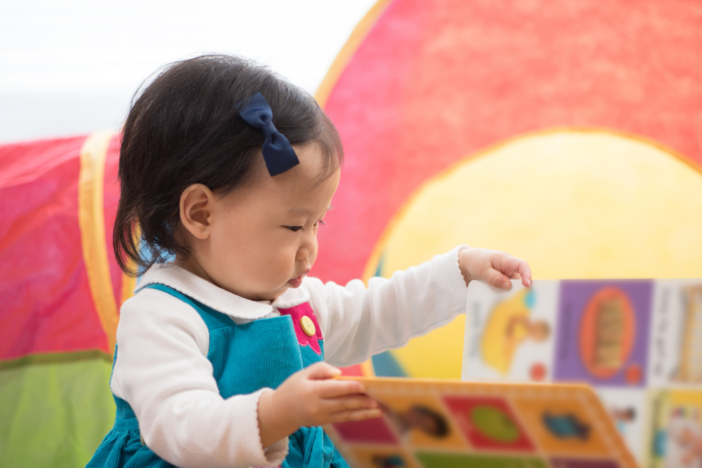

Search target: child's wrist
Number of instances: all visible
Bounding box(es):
[257,389,297,448]
[458,247,474,286]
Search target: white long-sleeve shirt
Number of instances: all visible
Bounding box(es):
[110,246,468,467]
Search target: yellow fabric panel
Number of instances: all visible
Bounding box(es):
[78,130,119,354]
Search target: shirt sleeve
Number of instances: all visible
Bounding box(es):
[111,288,288,468]
[306,246,469,368]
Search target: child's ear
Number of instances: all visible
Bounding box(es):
[179,184,214,240]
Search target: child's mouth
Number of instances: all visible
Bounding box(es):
[288,270,310,288]
[288,275,304,287]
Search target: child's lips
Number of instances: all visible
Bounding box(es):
[288,276,303,287]
[288,270,310,287]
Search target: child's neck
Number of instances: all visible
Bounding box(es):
[174,255,215,285]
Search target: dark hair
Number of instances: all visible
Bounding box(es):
[114,55,343,276]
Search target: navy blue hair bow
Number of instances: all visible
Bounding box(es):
[236,93,300,176]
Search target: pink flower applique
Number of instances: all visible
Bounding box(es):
[277,302,323,355]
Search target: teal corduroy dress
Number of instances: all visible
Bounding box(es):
[87,283,349,468]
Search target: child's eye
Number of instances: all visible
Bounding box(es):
[315,219,327,227]
[286,226,303,232]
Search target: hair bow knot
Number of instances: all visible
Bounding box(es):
[236,93,300,176]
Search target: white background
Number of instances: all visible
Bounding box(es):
[0,0,377,143]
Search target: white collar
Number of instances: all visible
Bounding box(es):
[135,263,311,320]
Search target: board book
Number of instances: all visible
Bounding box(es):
[326,377,637,468]
[462,279,702,468]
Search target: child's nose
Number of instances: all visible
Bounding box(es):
[296,230,317,260]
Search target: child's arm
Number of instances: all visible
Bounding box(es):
[306,246,531,368]
[112,290,291,467]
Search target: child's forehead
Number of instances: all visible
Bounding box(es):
[270,174,338,215]
[224,169,337,223]
[246,143,340,205]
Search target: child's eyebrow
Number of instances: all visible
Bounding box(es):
[288,205,333,215]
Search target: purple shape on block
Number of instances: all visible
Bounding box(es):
[332,416,398,444]
[554,280,653,387]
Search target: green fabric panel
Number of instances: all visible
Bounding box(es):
[0,351,115,468]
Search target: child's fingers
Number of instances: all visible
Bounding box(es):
[327,408,383,424]
[320,394,378,414]
[316,379,366,398]
[484,267,512,290]
[494,255,532,288]
[303,362,342,380]
[517,260,532,287]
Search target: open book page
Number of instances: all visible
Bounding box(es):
[461,279,702,467]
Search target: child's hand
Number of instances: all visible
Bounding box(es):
[257,362,381,448]
[459,248,532,290]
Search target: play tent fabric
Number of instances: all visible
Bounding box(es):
[0,132,134,466]
[312,0,702,379]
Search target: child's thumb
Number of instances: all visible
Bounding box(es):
[486,268,512,290]
[305,362,342,380]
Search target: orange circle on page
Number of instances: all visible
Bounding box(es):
[579,287,636,379]
[529,363,547,382]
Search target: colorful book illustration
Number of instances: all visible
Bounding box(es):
[327,377,638,468]
[462,279,702,467]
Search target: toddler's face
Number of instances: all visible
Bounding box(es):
[180,143,340,302]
